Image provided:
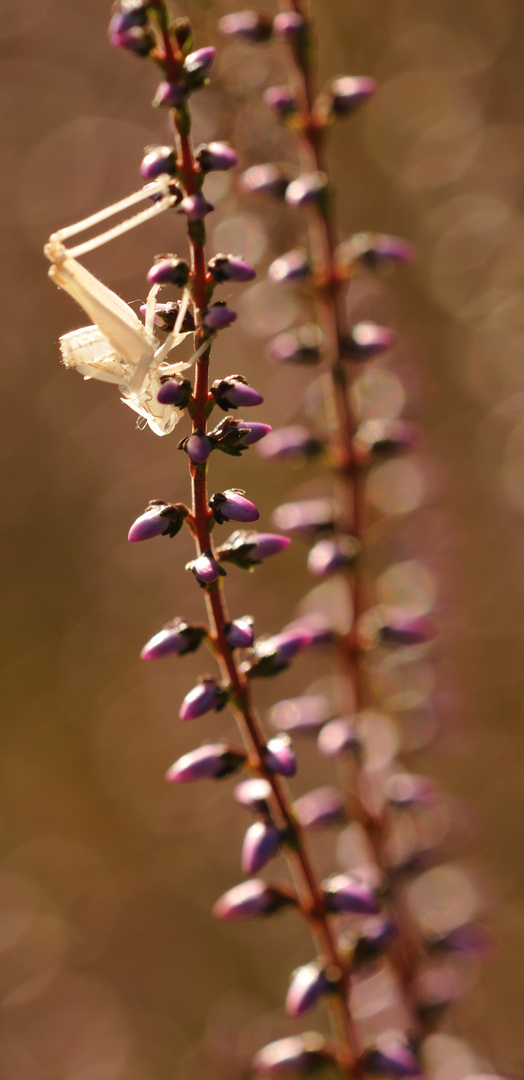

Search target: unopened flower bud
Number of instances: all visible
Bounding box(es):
[272,497,338,536]
[361,1036,420,1077]
[215,530,290,569]
[178,430,214,463]
[213,879,296,921]
[267,325,323,366]
[386,772,438,809]
[140,619,206,660]
[218,10,274,43]
[268,249,311,283]
[258,425,323,463]
[286,171,329,209]
[307,536,360,577]
[211,375,263,410]
[337,231,415,271]
[140,144,177,180]
[293,786,346,829]
[286,962,335,1018]
[108,3,148,35]
[246,626,313,678]
[269,694,332,735]
[236,420,272,446]
[139,300,195,333]
[265,85,297,119]
[179,676,228,720]
[242,820,281,873]
[153,80,186,109]
[352,419,420,464]
[196,141,238,172]
[202,303,237,330]
[209,489,260,525]
[328,75,377,117]
[317,716,361,757]
[357,606,434,649]
[184,46,216,81]
[264,733,296,777]
[353,918,397,966]
[342,321,396,360]
[146,256,190,288]
[241,163,291,199]
[186,549,226,585]
[166,742,246,782]
[179,193,214,220]
[109,25,155,54]
[273,12,306,41]
[224,615,255,650]
[157,376,192,408]
[323,873,380,915]
[253,1033,334,1076]
[128,500,188,541]
[234,777,272,813]
[208,254,256,283]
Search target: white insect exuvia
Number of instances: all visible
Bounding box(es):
[44,176,207,436]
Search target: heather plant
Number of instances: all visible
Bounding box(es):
[44,1,503,1077]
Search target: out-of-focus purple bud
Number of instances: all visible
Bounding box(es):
[224,615,255,650]
[267,325,323,366]
[209,488,260,525]
[286,171,329,209]
[178,430,214,463]
[307,536,360,577]
[108,3,148,36]
[242,820,281,873]
[253,1033,334,1076]
[215,530,290,569]
[386,772,438,809]
[264,85,297,119]
[317,716,361,757]
[179,193,214,220]
[179,677,228,720]
[323,873,381,915]
[140,144,177,180]
[342,321,397,360]
[166,742,246,783]
[268,249,311,283]
[153,80,186,109]
[128,500,188,541]
[109,25,155,54]
[208,253,256,283]
[202,303,237,330]
[234,777,272,813]
[184,46,216,79]
[218,10,274,43]
[246,626,314,678]
[241,163,291,199]
[211,374,263,410]
[146,256,190,288]
[269,695,332,735]
[357,606,435,650]
[352,419,420,465]
[361,1035,420,1077]
[273,12,306,40]
[353,917,397,966]
[337,232,415,271]
[196,141,238,172]
[412,966,463,1021]
[273,498,338,536]
[236,420,272,446]
[258,425,323,463]
[213,879,296,920]
[328,75,377,116]
[425,922,494,957]
[283,614,332,647]
[293,786,346,830]
[264,733,296,777]
[286,962,334,1018]
[157,375,192,408]
[140,618,207,661]
[185,549,226,586]
[139,300,195,333]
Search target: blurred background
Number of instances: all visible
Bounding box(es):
[2,0,524,1076]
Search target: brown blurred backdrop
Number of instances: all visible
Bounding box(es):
[2,0,524,1076]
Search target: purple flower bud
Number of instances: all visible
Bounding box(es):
[242,820,281,873]
[361,1036,420,1077]
[152,81,186,109]
[352,419,420,464]
[213,879,296,921]
[202,303,237,330]
[286,963,334,1018]
[267,325,323,366]
[157,376,192,408]
[109,25,155,54]
[184,46,216,79]
[196,141,238,172]
[234,777,272,813]
[342,321,397,360]
[269,695,332,735]
[268,249,311,283]
[209,489,260,525]
[215,530,290,569]
[293,786,346,830]
[412,967,462,1020]
[139,144,177,180]
[211,375,263,410]
[264,733,296,777]
[246,627,313,678]
[218,10,274,43]
[108,4,148,36]
[286,171,329,209]
[253,1033,334,1077]
[208,254,256,283]
[426,922,494,957]
[146,256,190,288]
[273,12,306,40]
[283,614,332,647]
[179,677,228,720]
[323,873,380,915]
[236,420,272,446]
[272,498,339,536]
[128,500,188,541]
[178,431,214,463]
[353,918,397,966]
[139,300,195,333]
[140,619,206,660]
[337,232,415,271]
[317,717,361,757]
[240,163,291,199]
[224,615,255,650]
[186,549,226,585]
[386,772,438,809]
[357,606,434,650]
[166,742,247,783]
[264,85,297,119]
[258,425,323,462]
[179,193,214,220]
[329,75,377,116]
[307,536,360,577]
